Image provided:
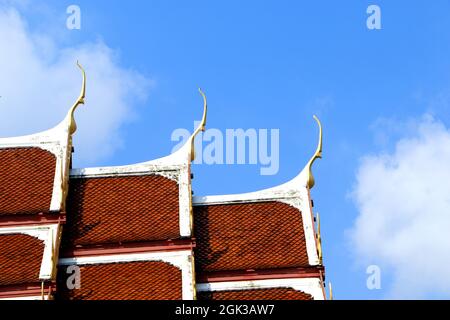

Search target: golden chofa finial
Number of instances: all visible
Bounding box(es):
[316,212,323,265]
[67,61,86,135]
[190,88,208,161]
[328,282,333,300]
[305,115,323,189]
[41,281,45,300]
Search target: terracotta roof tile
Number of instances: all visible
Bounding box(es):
[198,288,313,300]
[62,175,180,247]
[0,148,56,216]
[0,234,45,286]
[56,261,182,300]
[194,202,309,272]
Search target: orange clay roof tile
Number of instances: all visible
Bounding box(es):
[62,175,180,248]
[0,148,56,216]
[198,287,313,300]
[194,201,309,272]
[0,234,45,286]
[56,261,182,300]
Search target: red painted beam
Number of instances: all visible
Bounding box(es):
[197,266,325,283]
[0,282,55,299]
[61,238,196,258]
[0,212,66,228]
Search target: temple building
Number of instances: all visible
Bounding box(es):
[0,64,329,300]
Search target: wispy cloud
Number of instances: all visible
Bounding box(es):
[349,114,450,298]
[0,5,153,166]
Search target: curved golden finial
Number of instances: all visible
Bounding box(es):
[316,212,323,265]
[190,88,208,161]
[41,281,44,300]
[67,61,86,135]
[305,115,323,189]
[328,282,333,300]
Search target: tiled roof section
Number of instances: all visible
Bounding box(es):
[0,234,45,286]
[62,175,180,248]
[198,288,313,300]
[0,147,56,216]
[194,201,309,272]
[56,261,182,300]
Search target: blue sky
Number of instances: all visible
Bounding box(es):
[2,0,450,299]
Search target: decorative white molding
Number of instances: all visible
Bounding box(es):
[197,277,325,300]
[0,224,60,280]
[59,250,195,300]
[70,166,181,182]
[192,164,311,207]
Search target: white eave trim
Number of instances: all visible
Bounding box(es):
[192,165,310,206]
[69,164,183,180]
[70,141,192,179]
[193,192,300,206]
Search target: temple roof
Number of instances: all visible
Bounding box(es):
[194,201,310,273]
[62,174,181,248]
[0,62,327,300]
[57,261,182,300]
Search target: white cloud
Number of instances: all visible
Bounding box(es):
[350,115,450,299]
[0,6,152,166]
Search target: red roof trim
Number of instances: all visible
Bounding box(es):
[0,213,66,228]
[0,282,54,299]
[198,266,325,283]
[60,238,196,258]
